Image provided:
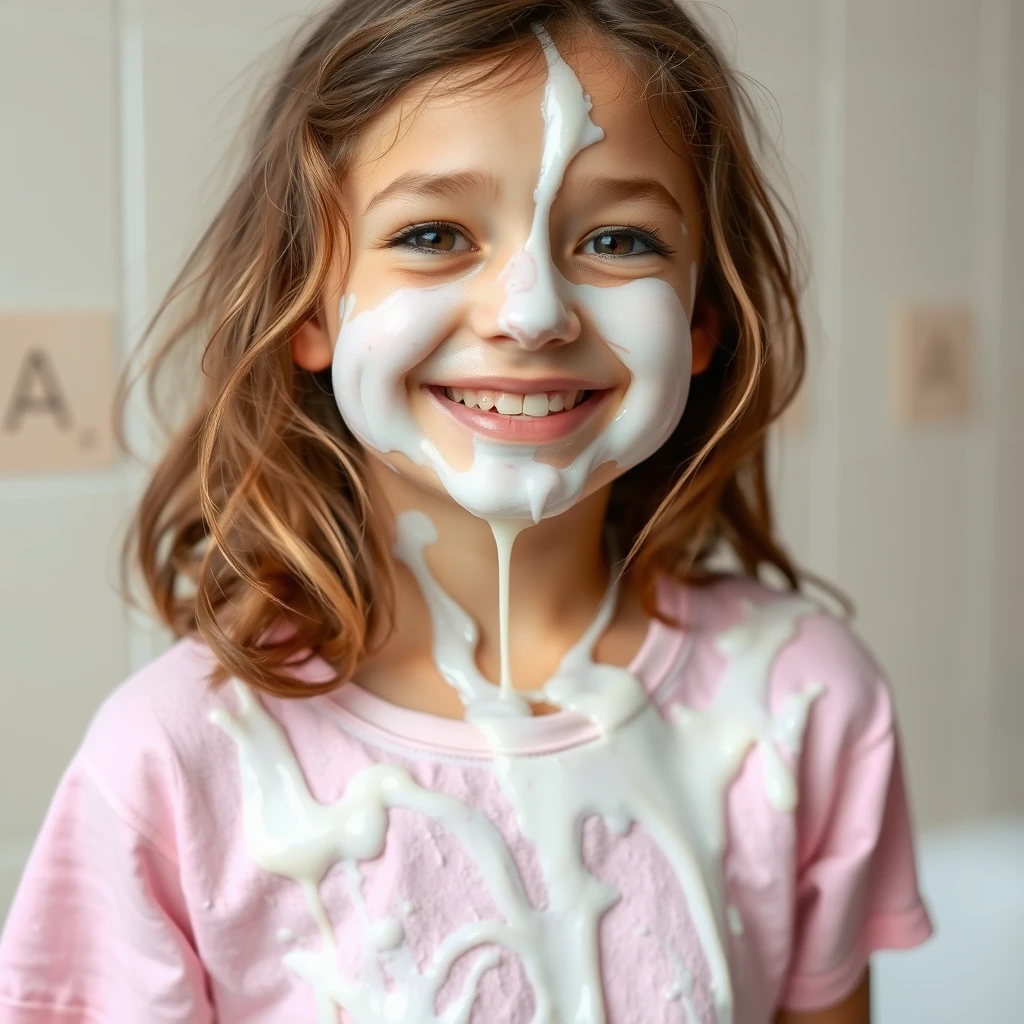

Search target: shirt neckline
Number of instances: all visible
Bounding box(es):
[322,578,692,759]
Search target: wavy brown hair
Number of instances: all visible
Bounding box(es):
[118,0,814,698]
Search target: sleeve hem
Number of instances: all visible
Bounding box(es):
[0,995,112,1024]
[779,903,934,1012]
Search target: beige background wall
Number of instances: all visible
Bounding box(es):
[1,0,1022,921]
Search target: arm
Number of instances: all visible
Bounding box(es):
[0,763,214,1023]
[775,969,870,1024]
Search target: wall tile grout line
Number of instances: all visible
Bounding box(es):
[113,0,170,677]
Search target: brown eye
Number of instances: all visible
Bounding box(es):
[390,222,474,254]
[580,227,670,259]
[590,232,641,256]
[412,227,458,250]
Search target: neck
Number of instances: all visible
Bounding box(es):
[366,458,613,691]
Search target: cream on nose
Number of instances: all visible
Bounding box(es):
[497,250,577,350]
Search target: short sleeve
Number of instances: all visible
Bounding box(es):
[0,758,214,1023]
[778,635,934,1011]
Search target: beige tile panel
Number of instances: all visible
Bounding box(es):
[835,449,970,827]
[838,295,979,458]
[843,9,982,453]
[848,0,982,79]
[990,438,1024,816]
[999,8,1024,444]
[139,38,278,309]
[701,0,823,69]
[140,0,322,48]
[843,76,977,300]
[769,430,815,573]
[0,1,111,26]
[0,312,118,475]
[993,9,1024,742]
[696,0,827,226]
[989,680,1024,817]
[0,479,130,841]
[143,0,319,25]
[0,12,119,308]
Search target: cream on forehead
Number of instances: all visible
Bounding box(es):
[495,25,605,349]
[330,26,697,524]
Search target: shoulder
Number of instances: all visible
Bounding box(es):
[660,574,894,750]
[78,638,353,851]
[84,634,337,760]
[84,636,223,766]
[661,575,908,863]
[73,637,228,848]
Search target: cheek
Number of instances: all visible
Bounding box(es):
[573,276,694,476]
[582,276,693,399]
[409,387,476,474]
[330,285,464,456]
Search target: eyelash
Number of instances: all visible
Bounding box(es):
[583,223,676,258]
[385,222,475,256]
[383,221,676,258]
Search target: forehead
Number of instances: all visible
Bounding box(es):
[348,33,696,199]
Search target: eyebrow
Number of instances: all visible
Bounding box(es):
[363,170,498,214]
[571,175,686,218]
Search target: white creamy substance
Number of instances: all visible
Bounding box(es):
[211,25,826,1024]
[213,515,823,1021]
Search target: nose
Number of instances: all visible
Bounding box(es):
[473,250,582,350]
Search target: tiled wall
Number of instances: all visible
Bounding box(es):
[0,0,321,923]
[706,0,1023,830]
[0,0,127,921]
[1,0,1021,921]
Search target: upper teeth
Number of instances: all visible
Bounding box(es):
[443,388,584,416]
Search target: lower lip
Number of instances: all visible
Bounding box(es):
[426,387,612,444]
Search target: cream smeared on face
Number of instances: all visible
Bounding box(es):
[494,26,604,350]
[330,28,696,524]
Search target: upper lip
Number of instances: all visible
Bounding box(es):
[425,376,611,393]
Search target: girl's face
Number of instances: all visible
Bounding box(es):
[293,31,713,524]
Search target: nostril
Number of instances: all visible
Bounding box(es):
[493,253,577,350]
[499,305,579,351]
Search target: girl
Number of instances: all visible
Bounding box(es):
[0,1,932,1022]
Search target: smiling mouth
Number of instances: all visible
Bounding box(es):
[426,385,610,443]
[441,386,594,417]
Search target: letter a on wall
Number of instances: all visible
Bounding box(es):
[0,312,116,474]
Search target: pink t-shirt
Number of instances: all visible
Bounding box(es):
[0,577,932,1023]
